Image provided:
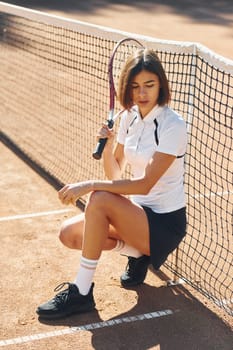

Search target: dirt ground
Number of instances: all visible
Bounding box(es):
[0,1,233,349]
[4,0,233,60]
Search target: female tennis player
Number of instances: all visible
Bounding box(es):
[37,49,187,319]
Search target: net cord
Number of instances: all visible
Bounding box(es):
[0,1,232,71]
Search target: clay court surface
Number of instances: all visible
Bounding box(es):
[1,1,233,349]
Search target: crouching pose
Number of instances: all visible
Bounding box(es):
[37,48,187,319]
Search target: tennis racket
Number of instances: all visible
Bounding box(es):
[92,37,144,160]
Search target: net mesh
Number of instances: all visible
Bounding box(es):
[0,4,232,316]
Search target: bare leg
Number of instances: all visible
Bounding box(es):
[59,191,150,257]
[80,191,150,260]
[59,190,150,293]
[36,190,151,319]
[59,212,119,251]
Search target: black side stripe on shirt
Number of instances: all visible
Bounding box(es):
[126,114,138,134]
[153,118,185,159]
[177,153,186,158]
[153,118,159,145]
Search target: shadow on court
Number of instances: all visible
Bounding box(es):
[5,0,233,27]
[38,282,232,350]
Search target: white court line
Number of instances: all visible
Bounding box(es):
[0,309,173,347]
[0,209,74,222]
[1,190,231,223]
[214,298,233,315]
[191,190,232,200]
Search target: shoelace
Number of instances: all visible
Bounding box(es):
[53,282,72,304]
[126,257,137,275]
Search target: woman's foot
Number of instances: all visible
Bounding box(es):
[36,282,95,319]
[120,255,150,288]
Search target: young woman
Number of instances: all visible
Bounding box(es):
[37,49,187,319]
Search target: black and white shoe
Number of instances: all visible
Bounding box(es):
[36,282,95,320]
[120,256,150,288]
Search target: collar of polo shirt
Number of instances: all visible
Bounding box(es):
[133,104,165,123]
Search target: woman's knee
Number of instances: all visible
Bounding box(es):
[59,221,70,246]
[86,191,115,213]
[58,216,84,249]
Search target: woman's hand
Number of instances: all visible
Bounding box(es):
[58,181,93,206]
[97,123,115,149]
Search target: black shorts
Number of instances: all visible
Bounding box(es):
[142,206,187,270]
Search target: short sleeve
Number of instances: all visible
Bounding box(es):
[156,116,187,157]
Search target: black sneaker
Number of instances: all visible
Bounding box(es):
[120,255,150,288]
[36,282,95,320]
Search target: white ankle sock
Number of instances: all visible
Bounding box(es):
[112,240,143,258]
[74,256,98,295]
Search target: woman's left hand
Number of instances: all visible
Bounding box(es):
[58,181,93,206]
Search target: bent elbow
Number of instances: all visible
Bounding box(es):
[144,185,153,195]
[138,181,154,195]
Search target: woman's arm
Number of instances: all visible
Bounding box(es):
[97,122,126,179]
[59,151,175,205]
[97,151,175,194]
[103,142,126,180]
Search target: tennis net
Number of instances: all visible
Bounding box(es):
[0,2,232,316]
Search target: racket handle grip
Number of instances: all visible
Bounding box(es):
[92,138,108,160]
[92,118,114,160]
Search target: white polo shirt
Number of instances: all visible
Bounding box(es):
[117,104,187,213]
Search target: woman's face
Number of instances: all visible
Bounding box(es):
[130,70,160,117]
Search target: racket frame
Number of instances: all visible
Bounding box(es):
[92,37,144,160]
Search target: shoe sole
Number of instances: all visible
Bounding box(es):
[120,279,145,288]
[36,303,96,320]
